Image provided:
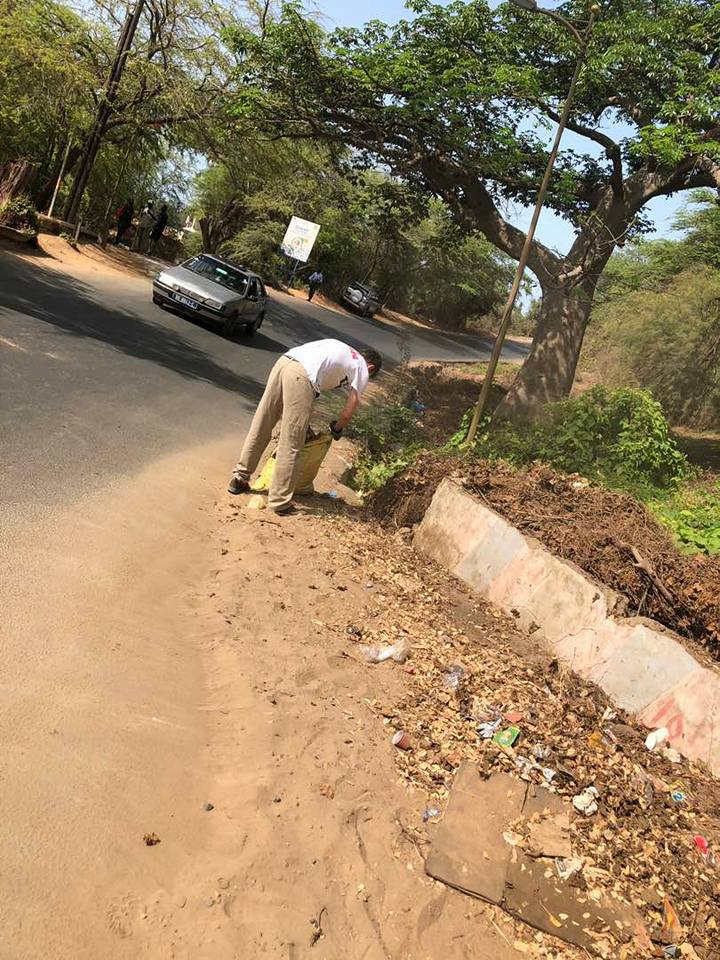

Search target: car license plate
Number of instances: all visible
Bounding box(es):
[171,292,200,310]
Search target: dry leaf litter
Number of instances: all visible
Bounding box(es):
[320,512,720,960]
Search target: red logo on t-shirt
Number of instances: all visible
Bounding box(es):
[350,348,360,360]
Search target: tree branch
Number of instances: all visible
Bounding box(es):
[539,102,624,197]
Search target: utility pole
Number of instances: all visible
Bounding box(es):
[464,0,599,445]
[64,0,145,224]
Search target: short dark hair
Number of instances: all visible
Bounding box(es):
[361,347,382,378]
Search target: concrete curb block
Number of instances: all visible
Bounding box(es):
[414,478,720,776]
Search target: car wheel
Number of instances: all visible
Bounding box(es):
[244,315,261,335]
[222,312,240,337]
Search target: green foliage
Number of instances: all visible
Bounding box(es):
[229,0,720,232]
[475,387,688,495]
[199,155,512,328]
[0,194,39,233]
[337,397,425,494]
[0,0,249,226]
[346,401,423,457]
[352,445,424,494]
[588,266,720,431]
[652,483,720,555]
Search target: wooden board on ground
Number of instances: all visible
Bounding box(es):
[425,765,526,905]
[425,764,641,950]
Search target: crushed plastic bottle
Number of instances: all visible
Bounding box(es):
[572,786,599,816]
[442,664,465,689]
[360,636,411,664]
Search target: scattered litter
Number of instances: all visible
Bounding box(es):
[319,783,335,800]
[504,711,523,723]
[587,730,612,752]
[422,807,441,822]
[478,718,502,739]
[572,786,599,817]
[693,835,716,866]
[202,801,214,812]
[661,897,682,944]
[360,637,411,664]
[663,946,680,958]
[669,780,691,804]
[143,832,160,846]
[327,490,339,499]
[410,400,426,414]
[346,625,362,638]
[645,727,670,751]
[392,730,412,751]
[442,664,465,689]
[325,487,720,958]
[663,747,682,764]
[555,857,583,881]
[492,725,520,748]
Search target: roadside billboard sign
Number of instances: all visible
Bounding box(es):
[280,216,321,263]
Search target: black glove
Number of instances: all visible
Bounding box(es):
[329,420,344,440]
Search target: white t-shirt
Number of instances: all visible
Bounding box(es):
[286,339,370,395]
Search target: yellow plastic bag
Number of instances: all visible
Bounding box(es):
[251,433,333,495]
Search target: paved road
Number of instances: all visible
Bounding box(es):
[0,246,527,509]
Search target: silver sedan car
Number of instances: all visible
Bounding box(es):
[152,254,268,336]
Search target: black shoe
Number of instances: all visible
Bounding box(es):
[228,477,249,495]
[273,503,298,516]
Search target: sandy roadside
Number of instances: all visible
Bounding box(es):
[0,435,241,960]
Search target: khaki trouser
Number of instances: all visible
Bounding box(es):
[233,357,316,511]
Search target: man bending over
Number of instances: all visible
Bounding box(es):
[228,339,382,515]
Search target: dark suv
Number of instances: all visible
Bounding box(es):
[341,281,381,318]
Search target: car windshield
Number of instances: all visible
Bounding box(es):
[184,255,249,294]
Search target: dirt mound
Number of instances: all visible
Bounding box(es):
[408,363,510,444]
[370,452,720,658]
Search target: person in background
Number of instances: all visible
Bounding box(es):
[228,339,382,515]
[148,203,168,255]
[132,201,155,253]
[307,269,324,301]
[114,198,134,245]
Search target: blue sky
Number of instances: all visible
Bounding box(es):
[316,0,686,257]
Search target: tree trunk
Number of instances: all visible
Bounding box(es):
[0,160,37,204]
[494,278,596,422]
[34,146,82,212]
[199,216,218,253]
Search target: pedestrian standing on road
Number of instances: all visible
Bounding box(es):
[147,203,169,255]
[307,270,324,301]
[228,339,381,515]
[114,198,134,245]
[132,201,155,253]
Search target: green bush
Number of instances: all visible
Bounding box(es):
[471,386,688,495]
[586,267,720,430]
[346,401,422,456]
[652,483,720,555]
[352,444,424,493]
[339,398,425,493]
[0,194,39,234]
